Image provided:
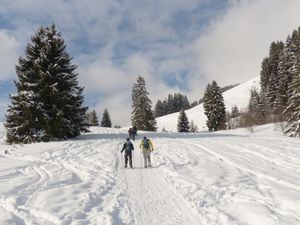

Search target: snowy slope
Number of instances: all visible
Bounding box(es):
[0,124,300,225]
[156,76,260,132]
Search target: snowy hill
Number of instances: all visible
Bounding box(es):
[0,123,300,225]
[156,76,260,132]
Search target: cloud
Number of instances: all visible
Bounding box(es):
[0,30,20,81]
[196,0,300,86]
[1,0,300,127]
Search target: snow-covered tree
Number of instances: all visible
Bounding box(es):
[203,81,226,131]
[260,41,284,115]
[248,88,265,125]
[154,100,164,118]
[5,24,87,143]
[131,76,157,131]
[89,110,99,126]
[177,109,190,132]
[190,120,198,132]
[284,72,300,137]
[101,108,112,127]
[231,105,239,118]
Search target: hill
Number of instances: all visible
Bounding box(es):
[0,124,299,224]
[156,77,260,132]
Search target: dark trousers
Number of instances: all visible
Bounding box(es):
[124,151,132,167]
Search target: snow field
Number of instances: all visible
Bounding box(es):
[0,124,299,225]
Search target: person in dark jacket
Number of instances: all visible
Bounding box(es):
[121,138,134,168]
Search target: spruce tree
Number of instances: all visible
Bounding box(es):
[190,120,198,132]
[203,81,226,131]
[91,110,99,126]
[248,88,265,125]
[101,108,112,127]
[231,105,239,118]
[177,109,190,132]
[259,42,284,116]
[154,100,164,118]
[131,76,157,131]
[284,74,300,137]
[5,24,87,143]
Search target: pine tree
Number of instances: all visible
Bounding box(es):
[284,73,300,137]
[154,100,164,118]
[259,42,284,115]
[203,81,226,131]
[131,76,157,131]
[248,88,265,125]
[231,105,239,118]
[190,101,198,108]
[5,24,87,143]
[190,120,198,132]
[91,110,99,126]
[101,108,112,127]
[177,109,190,132]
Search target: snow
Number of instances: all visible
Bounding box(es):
[0,123,300,225]
[156,76,260,132]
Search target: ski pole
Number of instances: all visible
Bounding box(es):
[132,151,135,168]
[120,152,123,169]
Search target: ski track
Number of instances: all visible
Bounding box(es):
[0,126,300,225]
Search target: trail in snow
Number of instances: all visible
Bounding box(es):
[0,125,299,225]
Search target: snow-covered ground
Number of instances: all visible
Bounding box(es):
[0,124,300,225]
[156,76,260,132]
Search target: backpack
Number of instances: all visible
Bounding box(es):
[126,142,132,151]
[143,139,149,149]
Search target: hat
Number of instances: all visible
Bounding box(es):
[143,136,147,139]
[126,138,130,141]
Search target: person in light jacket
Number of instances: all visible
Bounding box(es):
[139,136,154,168]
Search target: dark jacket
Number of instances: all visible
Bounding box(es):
[121,141,134,153]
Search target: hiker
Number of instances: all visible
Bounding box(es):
[132,126,137,140]
[121,138,134,168]
[139,136,154,168]
[128,128,132,139]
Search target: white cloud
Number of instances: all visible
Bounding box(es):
[0,30,20,81]
[1,0,300,127]
[196,0,300,86]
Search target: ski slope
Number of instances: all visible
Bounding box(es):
[156,76,260,132]
[0,124,300,225]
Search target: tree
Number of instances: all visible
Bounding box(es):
[231,105,239,118]
[203,81,226,131]
[190,101,198,108]
[5,24,87,143]
[90,110,99,126]
[284,73,300,137]
[259,41,284,118]
[190,120,198,132]
[177,109,190,132]
[131,76,157,131]
[248,88,265,125]
[154,100,164,118]
[101,108,112,127]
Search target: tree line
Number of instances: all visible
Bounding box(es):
[234,27,300,137]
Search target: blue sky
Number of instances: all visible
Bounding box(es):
[1,0,300,126]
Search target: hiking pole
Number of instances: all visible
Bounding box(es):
[132,151,135,168]
[120,152,123,169]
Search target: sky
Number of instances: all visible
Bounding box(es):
[1,0,300,126]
